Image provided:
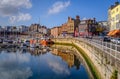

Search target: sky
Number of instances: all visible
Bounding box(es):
[0,0,118,28]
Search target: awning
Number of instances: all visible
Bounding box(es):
[107,29,120,36]
[116,30,120,35]
[111,30,118,36]
[107,30,115,36]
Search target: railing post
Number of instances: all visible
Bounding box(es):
[110,43,112,56]
[102,40,103,51]
[105,42,107,53]
[115,43,117,66]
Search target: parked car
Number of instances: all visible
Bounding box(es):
[111,38,116,43]
[111,38,120,44]
[103,37,111,42]
[116,38,120,44]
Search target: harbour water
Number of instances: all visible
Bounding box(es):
[0,46,90,79]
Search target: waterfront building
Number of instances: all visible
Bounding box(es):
[19,25,29,33]
[108,2,120,31]
[67,17,75,36]
[47,28,51,37]
[78,18,97,37]
[29,24,40,32]
[4,26,12,31]
[11,26,18,32]
[51,26,61,38]
[39,26,48,34]
[61,23,68,36]
[60,16,80,37]
[108,2,120,37]
[98,21,109,35]
[29,24,48,38]
[50,15,86,37]
[74,15,80,37]
[62,16,80,37]
[78,20,88,36]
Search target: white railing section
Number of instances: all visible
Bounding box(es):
[74,37,120,62]
[53,37,120,62]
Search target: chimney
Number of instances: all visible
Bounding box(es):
[93,18,96,23]
[115,1,119,5]
[110,5,114,9]
[76,15,80,19]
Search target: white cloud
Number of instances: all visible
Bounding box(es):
[0,0,32,23]
[48,1,70,15]
[9,13,31,23]
[48,60,70,75]
[0,67,33,79]
[0,52,30,64]
[0,53,32,79]
[0,0,32,16]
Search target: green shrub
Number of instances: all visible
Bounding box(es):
[110,70,118,79]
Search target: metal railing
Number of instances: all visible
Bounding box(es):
[53,37,120,62]
[75,37,120,62]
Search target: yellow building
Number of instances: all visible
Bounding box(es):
[108,2,120,31]
[67,17,75,35]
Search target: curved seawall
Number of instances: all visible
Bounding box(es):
[52,38,119,79]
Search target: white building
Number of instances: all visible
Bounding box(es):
[19,25,29,33]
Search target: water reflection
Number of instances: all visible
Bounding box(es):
[51,48,81,69]
[0,46,90,79]
[0,48,32,79]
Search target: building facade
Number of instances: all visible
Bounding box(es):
[79,18,97,37]
[79,20,88,36]
[51,26,61,38]
[108,2,120,31]
[29,24,40,32]
[60,16,80,37]
[29,24,48,38]
[74,16,80,36]
[19,25,29,33]
[61,23,68,36]
[38,26,47,34]
[67,17,75,36]
[98,21,109,35]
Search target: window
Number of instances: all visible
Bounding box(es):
[112,11,115,14]
[116,8,118,12]
[116,22,120,29]
[116,14,119,20]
